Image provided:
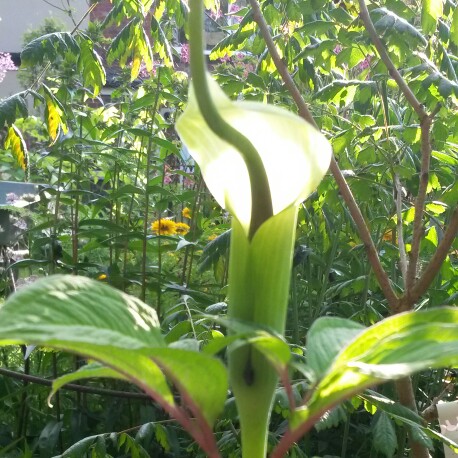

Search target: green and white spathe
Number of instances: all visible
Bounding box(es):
[176,77,332,237]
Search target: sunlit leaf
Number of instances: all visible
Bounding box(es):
[107,19,154,81]
[0,275,174,410]
[290,308,458,438]
[42,85,68,143]
[4,124,28,170]
[421,0,443,35]
[77,37,107,97]
[451,7,458,46]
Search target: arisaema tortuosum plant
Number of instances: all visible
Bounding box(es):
[175,0,330,455]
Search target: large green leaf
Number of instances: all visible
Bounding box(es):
[0,275,228,432]
[311,308,458,410]
[50,350,228,429]
[0,275,173,409]
[152,348,228,426]
[291,308,458,433]
[306,317,364,381]
[0,275,164,348]
[21,32,80,67]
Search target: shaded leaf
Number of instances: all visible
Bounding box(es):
[0,92,28,128]
[49,362,128,406]
[372,8,428,46]
[152,348,228,426]
[372,412,397,457]
[307,317,364,380]
[21,32,79,67]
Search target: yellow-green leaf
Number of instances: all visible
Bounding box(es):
[422,0,443,35]
[78,39,107,97]
[4,124,28,171]
[107,20,153,81]
[43,86,68,143]
[451,7,458,46]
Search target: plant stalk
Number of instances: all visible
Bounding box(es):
[188,0,272,239]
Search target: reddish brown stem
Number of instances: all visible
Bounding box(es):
[405,206,458,309]
[405,115,433,289]
[248,0,399,312]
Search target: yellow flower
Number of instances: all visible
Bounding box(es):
[151,219,177,236]
[182,207,192,219]
[382,229,394,242]
[175,222,190,235]
[207,234,217,241]
[97,273,107,281]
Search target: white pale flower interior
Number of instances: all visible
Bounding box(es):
[176,76,332,234]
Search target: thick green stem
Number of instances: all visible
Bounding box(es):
[188,0,272,239]
[228,209,297,458]
[230,347,278,458]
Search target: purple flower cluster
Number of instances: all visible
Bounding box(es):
[180,43,190,64]
[228,4,242,23]
[0,52,16,83]
[333,45,372,75]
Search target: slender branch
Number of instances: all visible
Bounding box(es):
[358,0,438,300]
[330,158,399,310]
[279,369,296,411]
[406,206,458,307]
[394,174,408,283]
[0,367,150,399]
[405,115,433,289]
[248,0,399,311]
[421,381,455,422]
[249,0,316,127]
[395,378,431,458]
[358,0,427,120]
